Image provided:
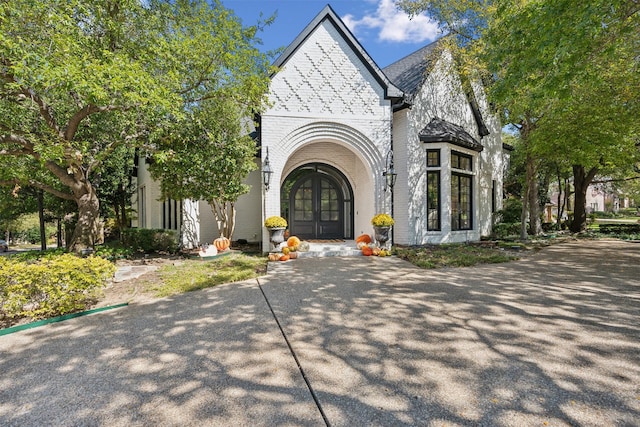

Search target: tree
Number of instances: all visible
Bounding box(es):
[0,0,181,252]
[0,0,272,252]
[484,0,639,232]
[399,0,640,235]
[148,1,273,243]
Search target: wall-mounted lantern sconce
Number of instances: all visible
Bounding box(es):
[383,150,397,191]
[262,147,273,191]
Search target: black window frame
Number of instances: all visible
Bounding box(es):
[427,170,441,231]
[451,151,473,172]
[427,149,440,167]
[451,172,473,231]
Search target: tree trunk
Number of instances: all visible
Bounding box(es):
[57,218,63,248]
[210,200,236,239]
[37,189,47,251]
[570,165,599,233]
[520,180,529,240]
[68,183,102,253]
[527,155,541,236]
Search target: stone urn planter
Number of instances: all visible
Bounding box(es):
[264,216,288,251]
[373,226,392,248]
[267,227,286,251]
[371,213,394,249]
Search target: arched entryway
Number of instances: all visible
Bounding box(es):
[281,163,354,240]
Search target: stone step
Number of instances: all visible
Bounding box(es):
[282,240,363,258]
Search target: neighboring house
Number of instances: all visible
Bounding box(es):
[134,5,507,250]
[546,181,632,223]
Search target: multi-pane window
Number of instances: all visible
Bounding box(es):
[427,149,440,167]
[451,151,472,171]
[320,179,339,221]
[427,171,440,230]
[451,151,473,231]
[294,179,313,221]
[426,149,441,230]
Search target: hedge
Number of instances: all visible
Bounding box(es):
[598,223,640,234]
[0,254,116,322]
[121,228,178,253]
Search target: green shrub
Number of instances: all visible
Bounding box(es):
[0,254,116,322]
[496,198,522,223]
[94,244,133,261]
[492,222,520,239]
[121,228,178,253]
[618,207,639,217]
[7,247,66,262]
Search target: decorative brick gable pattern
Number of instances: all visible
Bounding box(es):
[270,21,381,117]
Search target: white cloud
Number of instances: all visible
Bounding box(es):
[342,0,440,43]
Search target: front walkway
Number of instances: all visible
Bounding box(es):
[1,240,638,426]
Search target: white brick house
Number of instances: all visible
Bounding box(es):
[135,5,506,250]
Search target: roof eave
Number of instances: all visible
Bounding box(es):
[270,5,403,100]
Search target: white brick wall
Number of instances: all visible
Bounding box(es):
[136,19,504,250]
[260,19,393,250]
[393,53,503,244]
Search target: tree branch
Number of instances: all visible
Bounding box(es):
[591,176,640,184]
[0,133,37,156]
[64,104,126,141]
[19,87,63,138]
[0,178,75,201]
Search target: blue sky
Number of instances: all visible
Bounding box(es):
[220,0,442,68]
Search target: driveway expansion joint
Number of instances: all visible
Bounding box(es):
[256,278,332,427]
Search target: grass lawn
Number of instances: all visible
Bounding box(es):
[144,252,268,298]
[395,243,521,269]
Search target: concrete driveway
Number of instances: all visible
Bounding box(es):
[1,240,639,426]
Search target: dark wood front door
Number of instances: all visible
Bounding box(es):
[289,173,343,239]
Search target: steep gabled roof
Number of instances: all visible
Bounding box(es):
[419,117,484,152]
[382,40,440,97]
[384,40,491,138]
[272,5,403,100]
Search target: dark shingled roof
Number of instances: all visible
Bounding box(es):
[419,117,484,152]
[382,41,439,97]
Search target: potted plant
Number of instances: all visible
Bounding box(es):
[371,213,394,248]
[265,216,288,250]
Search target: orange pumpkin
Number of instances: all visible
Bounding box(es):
[361,246,373,256]
[279,254,290,261]
[268,253,280,262]
[356,234,372,245]
[287,236,301,247]
[214,236,230,251]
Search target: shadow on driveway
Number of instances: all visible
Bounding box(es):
[1,239,639,426]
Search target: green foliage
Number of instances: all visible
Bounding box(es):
[399,0,640,234]
[0,254,115,322]
[94,244,133,261]
[395,244,518,269]
[147,0,274,239]
[491,222,521,240]
[597,224,640,234]
[7,248,67,262]
[8,213,56,244]
[149,253,267,298]
[121,228,178,253]
[1,0,272,250]
[496,198,522,223]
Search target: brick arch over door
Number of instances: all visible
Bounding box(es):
[282,163,354,240]
[277,121,385,193]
